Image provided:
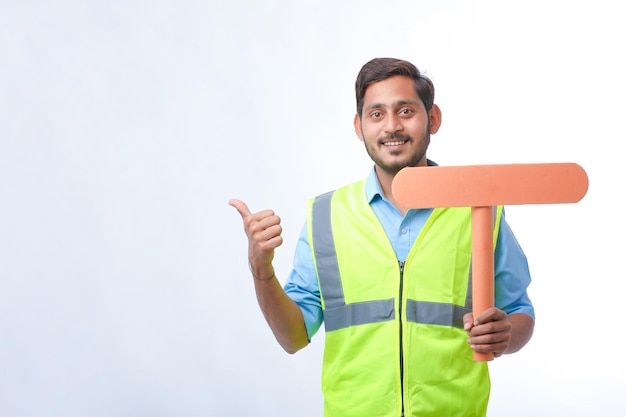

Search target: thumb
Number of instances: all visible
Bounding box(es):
[228,198,252,218]
[463,313,474,331]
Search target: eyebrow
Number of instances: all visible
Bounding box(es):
[365,99,419,111]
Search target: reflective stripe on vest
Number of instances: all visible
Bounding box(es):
[313,190,486,332]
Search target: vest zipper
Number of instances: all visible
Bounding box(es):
[398,260,405,417]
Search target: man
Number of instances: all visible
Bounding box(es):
[229,57,534,417]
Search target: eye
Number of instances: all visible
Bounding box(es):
[399,108,413,116]
[370,111,382,119]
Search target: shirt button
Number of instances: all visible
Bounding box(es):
[401,228,407,234]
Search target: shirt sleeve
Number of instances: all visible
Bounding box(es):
[283,221,324,340]
[494,211,535,319]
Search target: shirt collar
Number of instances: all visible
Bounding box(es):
[365,159,439,205]
[365,167,384,204]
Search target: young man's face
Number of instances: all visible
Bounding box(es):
[354,75,441,176]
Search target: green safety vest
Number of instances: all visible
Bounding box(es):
[308,180,502,417]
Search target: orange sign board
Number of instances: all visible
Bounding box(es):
[392,163,588,361]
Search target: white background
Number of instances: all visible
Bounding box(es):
[1,1,624,416]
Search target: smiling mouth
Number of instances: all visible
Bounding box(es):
[383,140,407,146]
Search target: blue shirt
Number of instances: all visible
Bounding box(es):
[284,166,535,339]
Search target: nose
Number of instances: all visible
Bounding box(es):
[384,113,403,134]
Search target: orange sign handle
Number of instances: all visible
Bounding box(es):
[472,206,495,362]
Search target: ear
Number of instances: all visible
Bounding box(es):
[429,104,442,134]
[353,113,364,141]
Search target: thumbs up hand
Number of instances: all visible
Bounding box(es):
[229,199,283,279]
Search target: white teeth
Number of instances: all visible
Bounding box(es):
[384,140,406,146]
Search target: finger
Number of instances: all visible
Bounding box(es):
[468,319,509,338]
[469,330,508,345]
[470,339,508,355]
[251,221,282,240]
[468,329,509,354]
[228,198,252,218]
[474,307,506,325]
[463,313,474,331]
[256,234,284,252]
